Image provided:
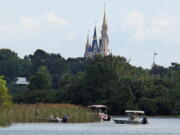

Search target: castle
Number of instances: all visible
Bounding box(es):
[84,8,110,58]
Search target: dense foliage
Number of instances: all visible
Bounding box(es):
[0,75,12,106]
[29,66,52,90]
[0,48,180,115]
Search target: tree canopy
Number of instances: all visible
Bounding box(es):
[0,49,180,115]
[29,66,52,90]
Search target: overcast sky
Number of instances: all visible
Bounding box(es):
[0,0,180,68]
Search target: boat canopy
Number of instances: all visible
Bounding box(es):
[125,110,144,114]
[88,105,109,108]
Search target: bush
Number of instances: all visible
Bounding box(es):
[0,76,12,107]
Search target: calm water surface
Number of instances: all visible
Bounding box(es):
[0,118,180,135]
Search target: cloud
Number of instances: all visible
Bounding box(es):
[19,13,68,30]
[119,11,145,41]
[122,11,144,31]
[20,16,40,29]
[44,13,68,27]
[65,32,76,40]
[0,13,69,42]
[119,11,180,43]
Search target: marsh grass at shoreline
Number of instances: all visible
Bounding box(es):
[0,104,99,127]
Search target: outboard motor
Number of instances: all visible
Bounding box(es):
[107,115,111,121]
[142,117,148,124]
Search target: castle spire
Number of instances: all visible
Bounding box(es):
[84,31,92,58]
[102,3,108,31]
[84,5,110,58]
[92,21,99,55]
[86,31,90,45]
[100,3,110,56]
[93,21,97,39]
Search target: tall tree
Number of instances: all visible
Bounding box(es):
[0,76,12,106]
[0,49,23,81]
[29,66,52,90]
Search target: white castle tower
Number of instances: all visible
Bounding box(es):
[84,6,110,58]
[99,7,110,56]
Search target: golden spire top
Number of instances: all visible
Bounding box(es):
[102,3,108,30]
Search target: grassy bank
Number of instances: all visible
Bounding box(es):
[0,108,11,127]
[0,104,99,127]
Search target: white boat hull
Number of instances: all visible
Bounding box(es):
[113,119,146,124]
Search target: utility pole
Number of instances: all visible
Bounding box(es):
[153,52,157,66]
[171,71,174,82]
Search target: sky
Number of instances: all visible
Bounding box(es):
[0,0,180,68]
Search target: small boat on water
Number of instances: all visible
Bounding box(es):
[88,105,111,121]
[113,110,148,124]
[35,117,62,123]
[35,114,69,123]
[48,117,62,123]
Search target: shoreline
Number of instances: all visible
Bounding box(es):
[111,115,180,118]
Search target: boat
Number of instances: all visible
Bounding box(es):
[35,117,62,123]
[88,105,111,121]
[35,116,62,123]
[113,110,148,124]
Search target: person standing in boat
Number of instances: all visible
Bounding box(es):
[62,114,70,123]
[129,113,136,120]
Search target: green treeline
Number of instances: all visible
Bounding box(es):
[0,48,180,115]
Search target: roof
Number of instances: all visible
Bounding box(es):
[15,77,29,85]
[125,110,144,114]
[88,105,109,108]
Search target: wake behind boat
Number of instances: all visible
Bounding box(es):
[113,110,148,124]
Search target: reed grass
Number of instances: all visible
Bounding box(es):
[0,104,99,126]
[0,107,11,127]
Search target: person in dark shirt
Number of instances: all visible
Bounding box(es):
[62,114,70,123]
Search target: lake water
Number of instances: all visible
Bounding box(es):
[0,118,180,135]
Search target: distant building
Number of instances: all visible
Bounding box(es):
[15,77,29,85]
[84,7,110,58]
